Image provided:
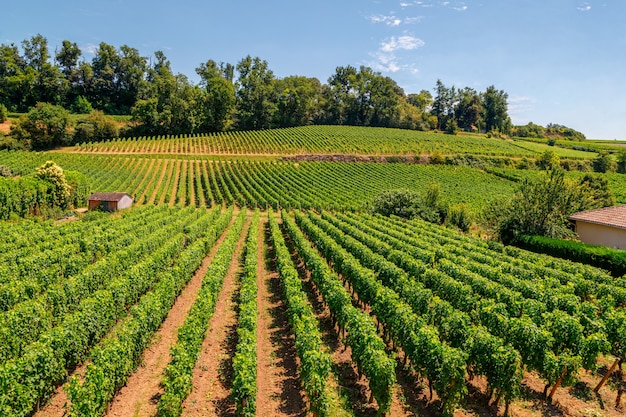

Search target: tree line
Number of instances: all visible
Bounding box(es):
[0,34,580,147]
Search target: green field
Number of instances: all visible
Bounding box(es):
[70,125,598,159]
[1,126,625,417]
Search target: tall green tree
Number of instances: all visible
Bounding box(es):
[196,60,236,131]
[431,79,457,130]
[21,35,65,106]
[132,51,202,134]
[486,169,612,243]
[481,85,510,133]
[273,76,322,127]
[235,56,276,130]
[455,87,482,131]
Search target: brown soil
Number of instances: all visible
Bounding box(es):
[0,120,11,134]
[255,217,308,417]
[181,218,250,416]
[102,214,237,417]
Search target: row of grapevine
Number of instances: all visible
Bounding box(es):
[310,211,523,409]
[0,150,522,213]
[66,207,233,415]
[268,212,332,416]
[157,208,245,416]
[281,212,400,415]
[0,206,216,416]
[0,206,205,363]
[288,211,464,415]
[231,210,260,417]
[0,205,172,312]
[331,211,624,398]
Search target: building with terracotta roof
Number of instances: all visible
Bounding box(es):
[569,205,626,249]
[88,192,133,212]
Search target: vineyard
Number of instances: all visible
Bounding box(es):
[67,125,597,159]
[1,124,625,417]
[0,150,517,213]
[0,203,624,417]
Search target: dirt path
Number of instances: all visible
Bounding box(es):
[181,218,250,417]
[102,214,236,417]
[255,217,307,417]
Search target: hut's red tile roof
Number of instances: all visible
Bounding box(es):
[569,205,626,230]
[88,192,132,202]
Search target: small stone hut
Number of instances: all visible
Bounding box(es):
[88,192,133,212]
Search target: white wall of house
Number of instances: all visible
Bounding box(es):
[117,195,133,210]
[576,221,626,249]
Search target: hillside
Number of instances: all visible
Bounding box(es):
[0,125,625,417]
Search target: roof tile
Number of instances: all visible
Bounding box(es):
[88,192,132,202]
[569,205,626,230]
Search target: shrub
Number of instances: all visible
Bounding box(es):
[11,103,72,149]
[73,110,119,143]
[448,204,472,232]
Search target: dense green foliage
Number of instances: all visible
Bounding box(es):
[0,34,568,142]
[157,208,243,417]
[231,210,260,417]
[485,170,613,243]
[0,160,89,219]
[518,235,626,277]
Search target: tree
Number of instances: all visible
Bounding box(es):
[407,90,433,113]
[537,150,560,170]
[273,76,322,127]
[196,60,236,131]
[368,184,447,224]
[55,40,82,105]
[485,169,613,243]
[235,55,276,130]
[11,102,72,149]
[481,85,510,133]
[592,150,617,173]
[431,79,457,131]
[131,51,202,135]
[21,34,65,106]
[74,110,119,143]
[455,87,482,131]
[35,160,71,208]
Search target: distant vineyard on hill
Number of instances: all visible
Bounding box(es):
[0,151,516,212]
[69,125,596,159]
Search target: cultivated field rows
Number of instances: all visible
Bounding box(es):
[1,206,624,417]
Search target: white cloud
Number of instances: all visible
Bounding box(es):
[370,14,402,26]
[577,2,592,11]
[367,35,424,74]
[82,43,98,55]
[381,35,425,52]
[508,96,536,123]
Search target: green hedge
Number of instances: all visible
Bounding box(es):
[518,235,626,277]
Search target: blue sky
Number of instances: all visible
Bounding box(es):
[2,0,625,139]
